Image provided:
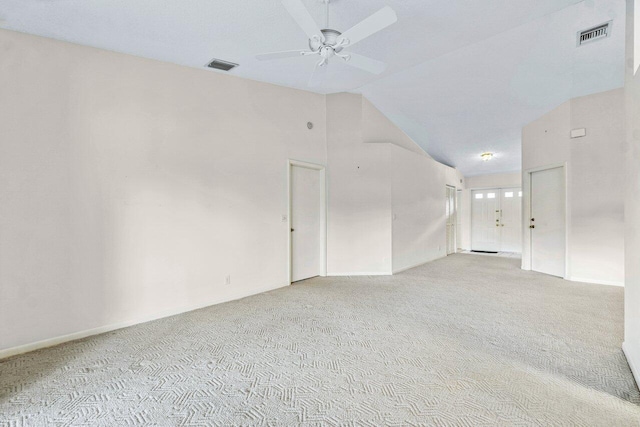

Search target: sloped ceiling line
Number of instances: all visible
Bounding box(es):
[0,0,625,175]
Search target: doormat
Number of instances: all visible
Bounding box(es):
[471,250,499,254]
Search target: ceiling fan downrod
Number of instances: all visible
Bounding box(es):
[322,0,330,29]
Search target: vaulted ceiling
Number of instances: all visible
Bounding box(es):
[0,0,625,175]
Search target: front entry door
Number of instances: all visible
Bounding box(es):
[471,189,501,252]
[472,188,523,253]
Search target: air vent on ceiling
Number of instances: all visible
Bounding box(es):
[577,21,611,46]
[206,58,239,71]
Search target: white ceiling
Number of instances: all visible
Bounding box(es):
[0,0,626,175]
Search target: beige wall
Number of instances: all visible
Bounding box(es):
[362,98,427,156]
[326,93,393,275]
[624,0,640,385]
[326,94,463,275]
[522,88,625,286]
[361,95,465,273]
[0,30,462,355]
[465,172,521,190]
[391,146,462,272]
[0,29,328,353]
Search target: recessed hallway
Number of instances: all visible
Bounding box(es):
[1,255,637,426]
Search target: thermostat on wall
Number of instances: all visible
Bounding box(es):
[570,128,586,139]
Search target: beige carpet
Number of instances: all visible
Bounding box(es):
[1,254,639,426]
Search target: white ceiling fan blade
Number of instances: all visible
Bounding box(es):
[337,6,397,47]
[342,53,387,75]
[308,62,328,87]
[256,50,306,61]
[281,0,325,42]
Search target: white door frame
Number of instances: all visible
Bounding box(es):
[287,159,327,284]
[521,162,570,279]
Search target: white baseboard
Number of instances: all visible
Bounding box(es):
[0,282,289,360]
[328,272,391,277]
[568,276,624,287]
[623,342,640,388]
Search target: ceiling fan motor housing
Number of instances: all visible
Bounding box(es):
[309,29,344,53]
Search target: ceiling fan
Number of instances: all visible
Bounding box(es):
[256,0,397,87]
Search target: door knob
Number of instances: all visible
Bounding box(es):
[291,228,295,232]
[531,218,535,221]
[530,225,535,229]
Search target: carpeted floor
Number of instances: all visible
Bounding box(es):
[1,254,639,426]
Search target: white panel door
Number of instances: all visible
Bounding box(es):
[471,190,500,252]
[530,167,565,277]
[456,190,462,250]
[446,186,457,255]
[291,166,321,282]
[500,188,522,252]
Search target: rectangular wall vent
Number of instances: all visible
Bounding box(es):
[577,21,611,46]
[570,128,587,139]
[206,59,239,71]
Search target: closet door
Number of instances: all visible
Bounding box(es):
[446,186,457,255]
[531,168,565,277]
[291,165,321,282]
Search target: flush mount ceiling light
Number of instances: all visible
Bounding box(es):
[481,152,494,162]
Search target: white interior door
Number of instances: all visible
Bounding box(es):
[446,186,457,255]
[530,167,565,277]
[471,189,500,252]
[456,190,462,251]
[500,188,522,252]
[291,165,321,282]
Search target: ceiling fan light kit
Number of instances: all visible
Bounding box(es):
[256,0,397,87]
